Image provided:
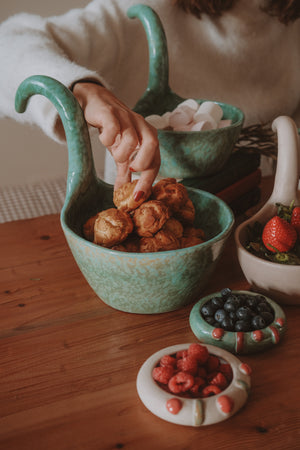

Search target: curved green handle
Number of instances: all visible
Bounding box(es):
[128,4,169,95]
[128,4,177,114]
[15,75,96,205]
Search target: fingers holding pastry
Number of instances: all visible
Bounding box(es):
[113,179,152,212]
[82,178,206,252]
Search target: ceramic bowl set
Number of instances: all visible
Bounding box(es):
[14,3,297,428]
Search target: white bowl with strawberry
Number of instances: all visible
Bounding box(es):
[235,116,300,305]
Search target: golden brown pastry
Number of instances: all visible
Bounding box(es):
[83,214,97,242]
[175,198,195,225]
[152,178,189,212]
[140,230,179,253]
[183,226,205,240]
[133,200,170,237]
[111,236,140,252]
[162,217,184,239]
[154,230,180,251]
[139,236,160,253]
[93,208,133,247]
[113,179,151,212]
[180,236,204,249]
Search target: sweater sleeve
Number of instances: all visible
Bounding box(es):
[0,0,131,143]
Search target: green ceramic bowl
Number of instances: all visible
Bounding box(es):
[15,76,235,314]
[128,5,244,179]
[189,290,286,354]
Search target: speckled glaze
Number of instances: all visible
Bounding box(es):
[136,343,251,426]
[15,75,234,314]
[128,5,244,179]
[189,291,287,355]
[235,116,300,306]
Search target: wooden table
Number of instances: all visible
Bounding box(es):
[0,178,299,450]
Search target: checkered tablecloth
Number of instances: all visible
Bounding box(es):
[0,178,66,223]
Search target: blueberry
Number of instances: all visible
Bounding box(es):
[221,317,235,331]
[252,315,266,330]
[229,311,237,321]
[221,287,232,299]
[260,311,274,325]
[256,302,273,314]
[214,309,228,323]
[205,316,216,326]
[201,301,217,317]
[245,295,260,309]
[236,306,254,321]
[255,295,267,303]
[234,294,247,307]
[224,295,240,313]
[235,320,251,332]
[211,296,224,309]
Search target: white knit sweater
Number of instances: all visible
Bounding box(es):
[0,0,299,179]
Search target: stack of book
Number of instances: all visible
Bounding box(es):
[182,149,261,215]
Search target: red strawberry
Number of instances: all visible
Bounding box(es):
[291,206,300,237]
[262,216,297,253]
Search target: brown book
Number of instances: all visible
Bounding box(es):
[217,168,261,204]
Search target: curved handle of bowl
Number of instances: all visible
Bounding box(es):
[127,4,172,111]
[269,115,300,205]
[15,75,97,204]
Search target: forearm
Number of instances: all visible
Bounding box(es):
[0,1,121,142]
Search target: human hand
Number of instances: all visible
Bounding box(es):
[73,81,160,201]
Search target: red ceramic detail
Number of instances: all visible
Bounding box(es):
[166,398,182,415]
[269,326,280,344]
[239,362,252,375]
[276,317,284,327]
[212,328,224,339]
[252,330,264,342]
[217,395,234,414]
[236,332,244,353]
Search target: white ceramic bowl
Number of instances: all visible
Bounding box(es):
[235,116,300,305]
[136,343,251,426]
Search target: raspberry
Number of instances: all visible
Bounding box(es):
[210,372,228,390]
[152,366,174,384]
[206,354,220,373]
[201,385,222,397]
[197,366,207,379]
[188,343,209,364]
[219,363,233,382]
[176,349,188,359]
[160,354,177,368]
[168,372,194,394]
[206,370,218,382]
[177,355,198,375]
[189,376,206,395]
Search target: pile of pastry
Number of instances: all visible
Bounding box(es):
[83,177,205,253]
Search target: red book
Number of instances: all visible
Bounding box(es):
[216,168,262,205]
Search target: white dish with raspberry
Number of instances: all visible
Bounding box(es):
[136,343,251,426]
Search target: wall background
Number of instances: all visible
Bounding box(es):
[0,1,105,189]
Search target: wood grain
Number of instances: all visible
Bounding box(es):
[0,178,299,450]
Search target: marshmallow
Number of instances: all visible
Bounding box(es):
[169,108,192,128]
[145,114,169,129]
[218,119,232,128]
[190,120,215,131]
[193,111,217,129]
[178,99,199,111]
[162,111,172,122]
[196,101,223,124]
[146,99,227,132]
[173,123,194,132]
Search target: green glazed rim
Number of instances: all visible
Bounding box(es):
[189,290,287,355]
